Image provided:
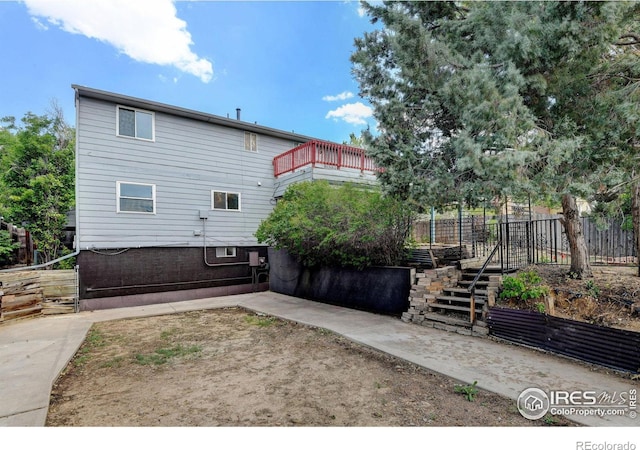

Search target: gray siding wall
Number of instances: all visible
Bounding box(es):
[77,96,296,249]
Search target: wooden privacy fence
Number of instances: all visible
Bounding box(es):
[0,219,34,267]
[0,269,78,323]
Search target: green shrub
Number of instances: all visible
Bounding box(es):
[255,181,414,269]
[0,229,20,267]
[500,270,550,302]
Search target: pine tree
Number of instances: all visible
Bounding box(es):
[352,1,638,278]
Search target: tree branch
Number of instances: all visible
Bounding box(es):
[616,33,640,46]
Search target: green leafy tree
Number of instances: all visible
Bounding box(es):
[0,229,20,267]
[255,181,414,269]
[0,106,75,265]
[352,1,638,278]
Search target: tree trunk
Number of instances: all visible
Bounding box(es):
[560,193,592,279]
[632,180,640,277]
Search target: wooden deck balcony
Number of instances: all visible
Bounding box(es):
[273,140,380,177]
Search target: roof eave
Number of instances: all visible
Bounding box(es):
[72,84,317,143]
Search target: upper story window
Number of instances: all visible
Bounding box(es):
[244,132,257,152]
[117,106,154,140]
[117,181,156,214]
[212,191,241,211]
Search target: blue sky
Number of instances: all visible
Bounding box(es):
[0,0,378,143]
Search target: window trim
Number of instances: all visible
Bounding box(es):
[211,190,241,211]
[116,181,156,214]
[215,247,237,258]
[116,105,155,141]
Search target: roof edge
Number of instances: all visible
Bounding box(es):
[72,84,317,143]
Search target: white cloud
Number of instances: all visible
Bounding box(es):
[30,16,48,31]
[23,0,213,83]
[322,91,354,102]
[325,102,373,126]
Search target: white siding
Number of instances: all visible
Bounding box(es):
[76,97,292,249]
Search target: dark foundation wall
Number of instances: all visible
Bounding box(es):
[78,246,269,305]
[268,248,412,315]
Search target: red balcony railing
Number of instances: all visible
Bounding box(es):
[273,140,380,177]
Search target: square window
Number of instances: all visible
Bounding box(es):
[212,191,241,211]
[215,247,236,258]
[117,181,156,214]
[117,106,154,140]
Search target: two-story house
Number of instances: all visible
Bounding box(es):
[73,85,378,310]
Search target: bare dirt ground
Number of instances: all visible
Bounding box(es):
[506,265,640,332]
[46,307,576,427]
[47,264,640,427]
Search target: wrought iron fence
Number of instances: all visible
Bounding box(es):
[414,215,636,270]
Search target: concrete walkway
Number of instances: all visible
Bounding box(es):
[0,291,638,427]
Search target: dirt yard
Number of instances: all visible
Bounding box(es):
[47,264,640,427]
[46,307,575,427]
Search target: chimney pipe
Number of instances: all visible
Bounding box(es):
[236,108,241,121]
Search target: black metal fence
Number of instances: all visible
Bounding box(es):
[414,215,637,270]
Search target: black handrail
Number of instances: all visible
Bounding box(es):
[467,239,502,295]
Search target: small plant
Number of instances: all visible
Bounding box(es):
[245,314,277,327]
[160,328,179,340]
[585,279,600,298]
[85,328,106,347]
[543,414,559,425]
[316,327,333,336]
[99,356,125,369]
[134,344,202,366]
[454,380,478,402]
[534,302,546,314]
[500,270,550,302]
[73,328,106,367]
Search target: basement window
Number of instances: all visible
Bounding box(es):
[215,247,236,258]
[212,191,241,211]
[117,106,154,141]
[117,181,156,214]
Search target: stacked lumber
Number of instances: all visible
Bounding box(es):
[0,273,44,322]
[0,270,77,322]
[39,270,77,315]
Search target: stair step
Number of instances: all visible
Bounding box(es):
[435,295,486,306]
[429,303,481,313]
[464,265,503,273]
[458,279,490,286]
[444,287,488,296]
[423,313,472,327]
